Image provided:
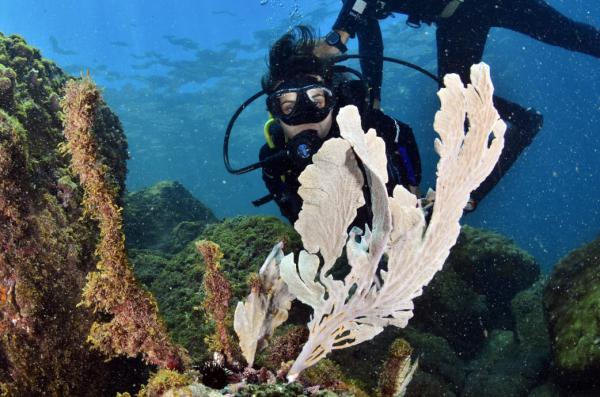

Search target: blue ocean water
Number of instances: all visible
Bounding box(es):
[1,0,598,270]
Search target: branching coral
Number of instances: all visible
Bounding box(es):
[62,77,189,370]
[279,63,506,380]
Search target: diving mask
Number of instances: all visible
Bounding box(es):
[267,79,335,126]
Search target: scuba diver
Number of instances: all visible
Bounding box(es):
[318,0,600,209]
[257,25,421,224]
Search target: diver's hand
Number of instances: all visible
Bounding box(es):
[314,40,342,58]
[314,30,350,58]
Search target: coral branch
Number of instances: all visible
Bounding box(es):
[62,77,188,369]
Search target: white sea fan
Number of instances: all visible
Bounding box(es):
[280,62,506,380]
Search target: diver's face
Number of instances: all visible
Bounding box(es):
[268,75,335,141]
[280,110,333,140]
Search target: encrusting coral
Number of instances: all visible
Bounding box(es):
[62,76,189,370]
[237,63,506,381]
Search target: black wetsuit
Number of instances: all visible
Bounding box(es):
[259,107,421,224]
[333,0,600,204]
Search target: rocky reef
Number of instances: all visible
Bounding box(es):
[412,225,541,355]
[0,33,139,395]
[125,185,303,364]
[122,180,555,397]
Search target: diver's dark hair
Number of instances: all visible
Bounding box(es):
[262,25,333,94]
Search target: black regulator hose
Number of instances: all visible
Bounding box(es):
[334,54,441,84]
[223,89,266,175]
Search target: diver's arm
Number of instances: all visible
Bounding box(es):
[332,0,379,38]
[315,0,378,58]
[357,16,384,107]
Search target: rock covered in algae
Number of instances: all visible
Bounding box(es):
[0,32,141,395]
[127,214,302,364]
[412,225,540,354]
[124,180,218,253]
[543,235,600,387]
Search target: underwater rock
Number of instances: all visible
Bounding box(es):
[445,225,540,330]
[0,33,128,193]
[400,328,465,396]
[405,372,457,397]
[511,278,551,380]
[298,359,369,397]
[462,372,529,397]
[232,380,352,397]
[411,266,488,356]
[124,180,218,253]
[163,383,224,397]
[464,273,555,397]
[409,225,539,356]
[0,63,17,109]
[461,321,549,397]
[0,32,135,395]
[527,383,561,397]
[163,378,358,397]
[195,216,303,298]
[461,330,529,397]
[135,369,195,397]
[543,235,600,389]
[129,249,172,286]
